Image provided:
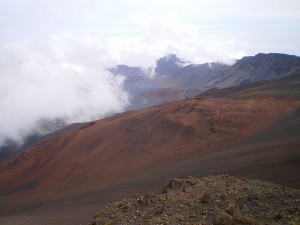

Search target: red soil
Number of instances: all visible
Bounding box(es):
[0,96,299,225]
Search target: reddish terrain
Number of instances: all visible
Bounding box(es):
[1,54,300,225]
[0,92,299,224]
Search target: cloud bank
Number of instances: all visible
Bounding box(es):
[1,0,299,148]
[0,34,130,146]
[107,11,243,67]
[0,11,249,148]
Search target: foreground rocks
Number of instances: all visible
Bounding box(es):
[89,175,300,225]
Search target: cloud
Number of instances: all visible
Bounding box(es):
[0,34,130,146]
[107,11,242,67]
[0,10,247,147]
[0,12,244,148]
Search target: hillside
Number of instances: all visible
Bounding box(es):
[0,96,299,225]
[0,66,299,225]
[89,175,300,225]
[173,62,230,91]
[2,97,295,195]
[212,53,300,88]
[171,53,300,92]
[200,68,300,99]
[107,53,300,110]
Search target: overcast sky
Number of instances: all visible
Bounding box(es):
[1,0,300,64]
[0,0,300,146]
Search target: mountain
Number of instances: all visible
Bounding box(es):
[172,62,230,90]
[1,71,300,225]
[107,64,146,80]
[108,54,191,110]
[89,175,300,225]
[212,53,300,88]
[108,53,300,110]
[169,53,300,92]
[107,65,157,97]
[155,54,188,76]
[107,54,229,109]
[200,67,300,99]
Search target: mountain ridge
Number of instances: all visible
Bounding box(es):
[212,53,300,88]
[108,53,300,110]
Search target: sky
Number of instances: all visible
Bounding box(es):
[0,0,300,146]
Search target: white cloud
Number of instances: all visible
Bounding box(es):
[0,34,130,146]
[107,11,240,66]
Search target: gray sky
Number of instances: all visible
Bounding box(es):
[1,0,300,64]
[0,0,300,146]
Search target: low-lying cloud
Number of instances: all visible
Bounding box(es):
[0,34,130,147]
[0,9,248,148]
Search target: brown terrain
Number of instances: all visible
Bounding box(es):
[89,175,300,225]
[0,73,299,225]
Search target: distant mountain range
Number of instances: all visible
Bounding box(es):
[213,53,300,88]
[108,53,300,109]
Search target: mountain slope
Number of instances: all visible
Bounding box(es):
[155,54,188,76]
[0,69,300,225]
[213,53,300,88]
[173,62,230,90]
[0,97,299,225]
[200,68,300,99]
[107,53,300,110]
[2,97,294,195]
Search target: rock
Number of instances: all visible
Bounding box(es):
[201,193,210,204]
[242,203,250,211]
[88,175,300,225]
[225,203,241,217]
[235,216,261,225]
[213,212,236,225]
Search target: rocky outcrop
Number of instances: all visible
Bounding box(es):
[89,175,300,225]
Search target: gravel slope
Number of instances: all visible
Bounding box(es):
[89,175,300,225]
